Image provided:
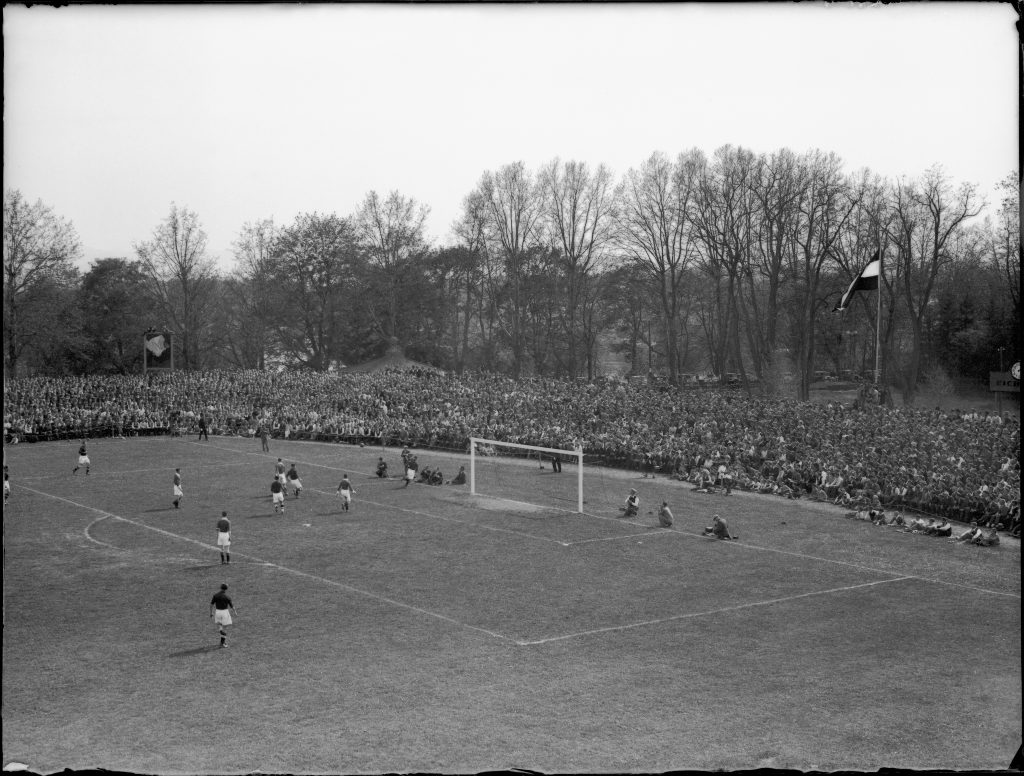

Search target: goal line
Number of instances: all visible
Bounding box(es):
[469,437,584,513]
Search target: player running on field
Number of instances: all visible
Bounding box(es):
[72,442,91,475]
[274,458,286,485]
[172,468,184,509]
[376,457,388,478]
[286,463,302,498]
[209,583,236,648]
[336,474,355,511]
[270,477,285,514]
[216,511,231,564]
[403,455,418,488]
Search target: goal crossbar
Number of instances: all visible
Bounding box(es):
[470,437,584,513]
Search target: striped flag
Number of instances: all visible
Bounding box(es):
[834,252,880,312]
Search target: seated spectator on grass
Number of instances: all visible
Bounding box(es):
[950,522,981,543]
[972,526,1001,547]
[448,466,467,485]
[702,514,737,540]
[925,518,952,537]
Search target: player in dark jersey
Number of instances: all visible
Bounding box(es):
[286,463,302,498]
[209,583,236,648]
[216,511,231,564]
[271,478,285,514]
[336,474,355,511]
[72,443,91,475]
[376,458,389,478]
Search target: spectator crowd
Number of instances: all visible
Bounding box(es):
[3,368,1019,537]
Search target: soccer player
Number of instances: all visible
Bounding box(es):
[72,442,91,475]
[286,463,302,498]
[404,455,418,488]
[376,457,389,478]
[336,474,355,511]
[657,501,674,527]
[270,477,285,514]
[3,470,10,505]
[274,458,286,485]
[216,511,231,564]
[173,468,183,509]
[622,488,640,517]
[209,583,236,648]
[702,514,738,540]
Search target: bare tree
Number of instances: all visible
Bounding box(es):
[888,166,983,403]
[3,189,82,376]
[539,159,618,377]
[354,190,430,349]
[477,162,544,376]
[228,218,279,369]
[134,204,219,370]
[616,150,704,384]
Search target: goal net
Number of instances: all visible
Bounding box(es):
[469,437,584,513]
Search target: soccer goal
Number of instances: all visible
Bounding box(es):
[469,437,584,513]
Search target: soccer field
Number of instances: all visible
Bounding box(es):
[3,436,1020,773]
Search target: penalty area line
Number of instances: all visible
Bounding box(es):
[517,576,914,646]
[20,484,518,645]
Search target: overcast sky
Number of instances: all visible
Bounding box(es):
[4,3,1018,271]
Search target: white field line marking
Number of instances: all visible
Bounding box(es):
[185,440,574,547]
[191,440,1022,599]
[517,577,915,646]
[306,487,571,547]
[568,529,678,545]
[20,484,516,644]
[83,515,120,550]
[576,509,1021,599]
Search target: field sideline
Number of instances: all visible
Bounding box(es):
[3,435,1020,773]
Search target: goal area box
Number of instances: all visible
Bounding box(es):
[469,436,584,513]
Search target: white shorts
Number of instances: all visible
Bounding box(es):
[173,485,184,497]
[217,531,230,547]
[214,609,232,626]
[277,473,287,485]
[339,489,352,503]
[406,468,416,481]
[289,479,302,489]
[78,455,90,465]
[272,492,285,504]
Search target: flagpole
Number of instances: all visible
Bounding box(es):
[875,238,882,386]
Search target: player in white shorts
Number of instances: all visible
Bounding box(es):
[216,511,231,564]
[336,474,355,511]
[209,584,235,648]
[286,463,302,498]
[270,478,286,514]
[72,443,91,475]
[172,468,184,509]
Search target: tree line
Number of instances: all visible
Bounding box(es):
[3,146,1018,404]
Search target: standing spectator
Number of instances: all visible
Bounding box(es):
[173,468,183,509]
[198,414,209,441]
[209,583,236,649]
[216,511,231,564]
[258,425,270,453]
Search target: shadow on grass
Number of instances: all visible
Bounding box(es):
[246,512,284,519]
[182,563,223,571]
[141,507,176,513]
[168,644,222,658]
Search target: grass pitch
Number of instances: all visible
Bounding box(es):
[3,435,1020,773]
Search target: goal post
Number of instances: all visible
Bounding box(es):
[470,437,584,513]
